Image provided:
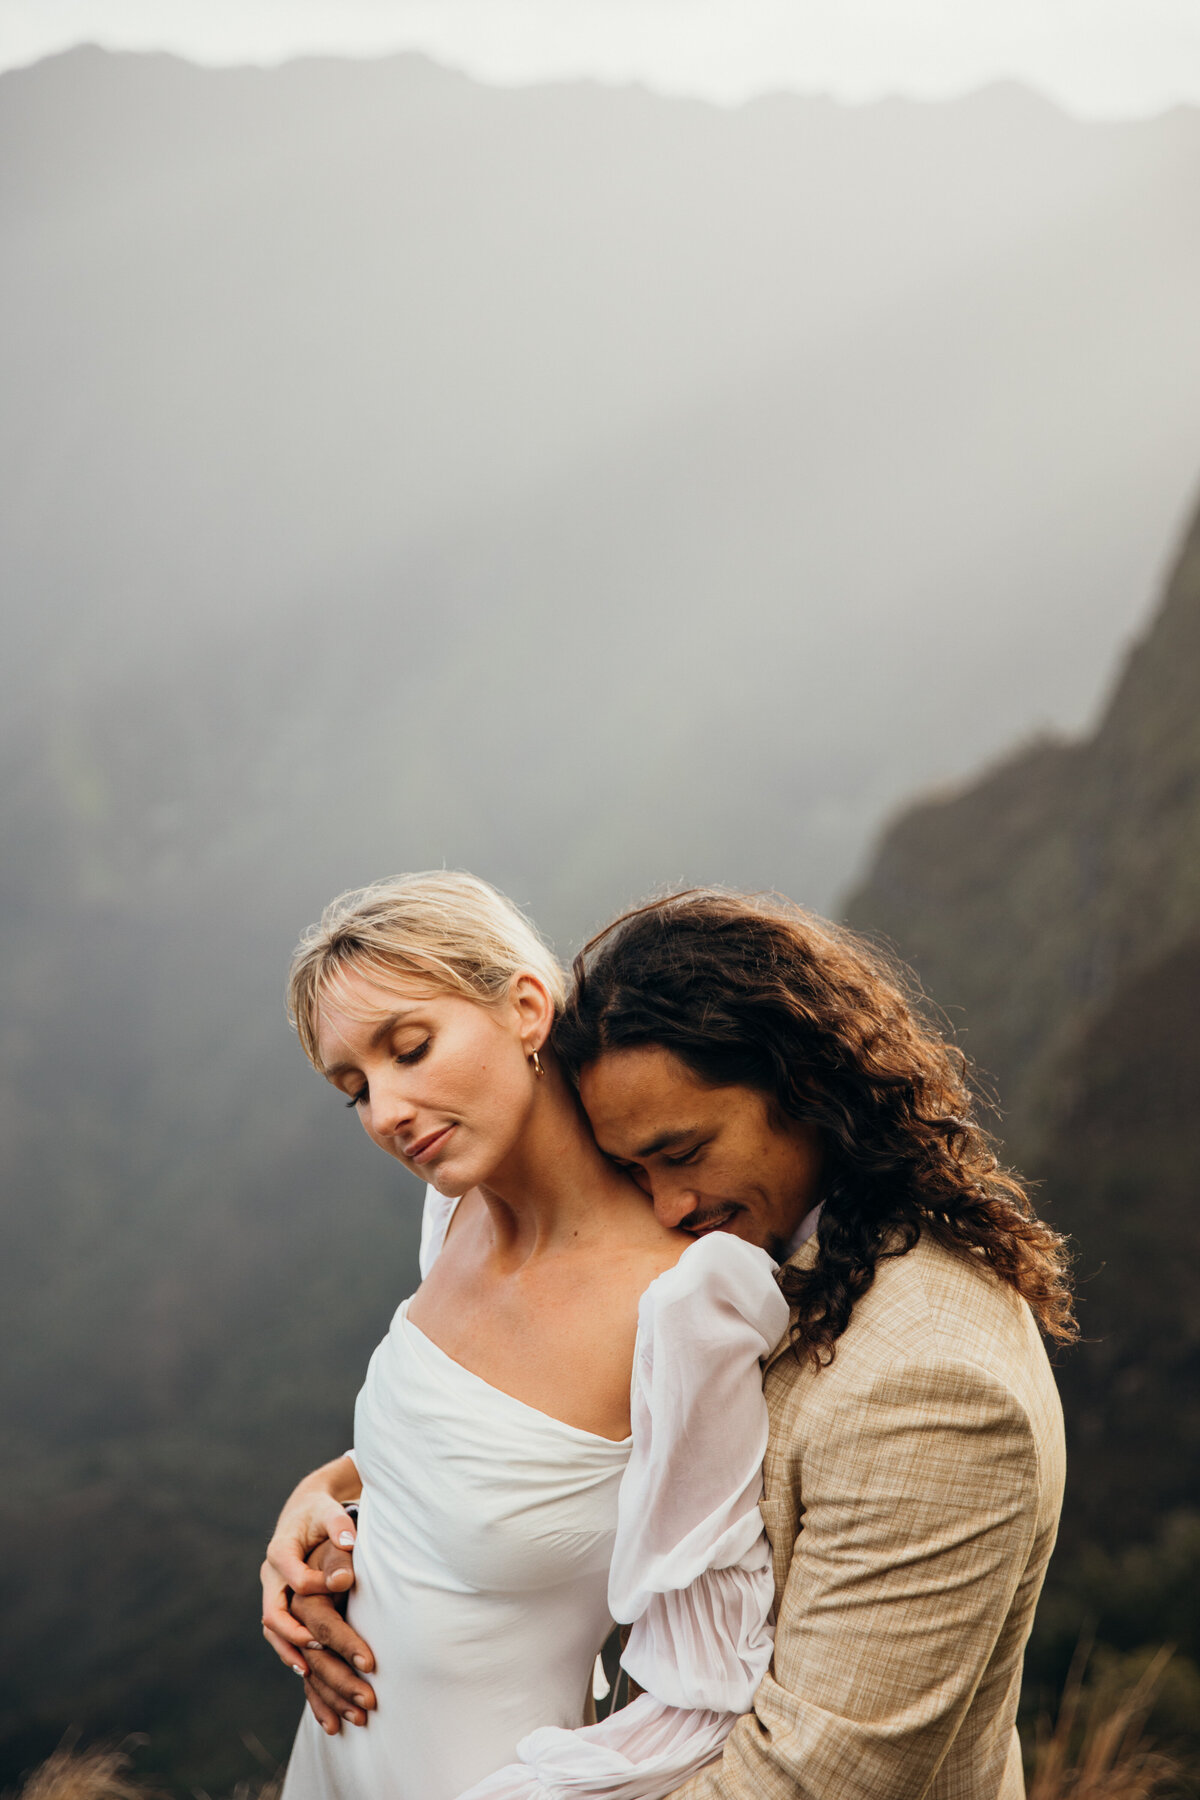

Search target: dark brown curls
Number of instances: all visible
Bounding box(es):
[556,888,1077,1367]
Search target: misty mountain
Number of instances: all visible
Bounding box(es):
[4,45,1200,1790]
[5,48,1200,920]
[846,494,1200,1172]
[847,490,1200,1728]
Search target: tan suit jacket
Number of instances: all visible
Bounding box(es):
[671,1231,1066,1800]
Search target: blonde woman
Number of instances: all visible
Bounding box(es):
[263,872,788,1800]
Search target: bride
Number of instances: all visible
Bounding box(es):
[264,872,790,1800]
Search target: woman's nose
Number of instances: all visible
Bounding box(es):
[365,1077,417,1140]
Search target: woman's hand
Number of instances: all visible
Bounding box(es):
[261,1456,361,1672]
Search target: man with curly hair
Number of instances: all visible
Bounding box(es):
[279,889,1072,1800]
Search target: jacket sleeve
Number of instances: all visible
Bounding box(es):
[667,1353,1044,1800]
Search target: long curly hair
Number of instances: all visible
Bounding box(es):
[555,888,1077,1367]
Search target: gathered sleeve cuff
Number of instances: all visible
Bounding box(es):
[458,1695,736,1800]
[455,1234,789,1800]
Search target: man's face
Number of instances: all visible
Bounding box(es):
[578,1044,823,1255]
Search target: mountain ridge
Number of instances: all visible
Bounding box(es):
[846,486,1200,1717]
[845,493,1200,1156]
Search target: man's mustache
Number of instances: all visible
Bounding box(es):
[679,1205,739,1234]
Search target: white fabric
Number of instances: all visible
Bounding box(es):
[609,1234,783,1710]
[784,1201,823,1259]
[282,1189,788,1800]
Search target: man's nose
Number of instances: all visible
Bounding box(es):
[650,1180,700,1230]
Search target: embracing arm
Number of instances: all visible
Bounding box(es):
[260,1452,362,1671]
[669,1354,1045,1800]
[457,1235,790,1800]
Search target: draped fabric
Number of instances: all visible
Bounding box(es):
[283,1190,787,1800]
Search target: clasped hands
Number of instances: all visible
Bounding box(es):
[261,1476,374,1735]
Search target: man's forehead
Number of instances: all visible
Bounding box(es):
[579,1047,708,1145]
[581,1046,668,1105]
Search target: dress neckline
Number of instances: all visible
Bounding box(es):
[399,1300,634,1449]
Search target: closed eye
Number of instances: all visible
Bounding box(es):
[346,1088,368,1109]
[663,1145,704,1167]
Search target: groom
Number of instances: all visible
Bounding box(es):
[272,890,1071,1799]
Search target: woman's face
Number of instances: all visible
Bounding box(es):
[314,964,545,1196]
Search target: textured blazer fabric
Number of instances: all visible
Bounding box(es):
[670,1230,1066,1800]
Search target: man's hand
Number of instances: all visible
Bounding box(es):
[261,1456,362,1674]
[293,1540,378,1734]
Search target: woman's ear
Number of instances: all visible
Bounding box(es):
[509,971,556,1055]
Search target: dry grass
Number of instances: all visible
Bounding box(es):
[11,1747,159,1800]
[5,1747,280,1800]
[9,1650,1192,1800]
[1029,1642,1189,1800]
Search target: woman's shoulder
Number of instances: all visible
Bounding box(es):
[571,1199,689,1329]
[598,1205,782,1305]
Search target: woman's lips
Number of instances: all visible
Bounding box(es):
[408,1125,455,1165]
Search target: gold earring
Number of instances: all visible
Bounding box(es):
[530,1048,545,1078]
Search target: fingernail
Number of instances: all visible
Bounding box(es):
[306,1640,321,1651]
[338,1531,355,1546]
[343,1711,357,1723]
[291,1663,306,1677]
[352,1655,369,1671]
[354,1693,369,1708]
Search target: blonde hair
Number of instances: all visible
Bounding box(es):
[288,870,567,1069]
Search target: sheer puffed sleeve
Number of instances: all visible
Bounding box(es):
[457,1233,790,1800]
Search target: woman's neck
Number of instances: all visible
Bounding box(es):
[473,1067,632,1259]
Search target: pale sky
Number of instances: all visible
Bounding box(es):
[2,0,1200,116]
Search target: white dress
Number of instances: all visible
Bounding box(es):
[282,1188,789,1800]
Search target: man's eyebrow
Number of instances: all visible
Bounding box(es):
[319,1010,419,1076]
[634,1127,703,1159]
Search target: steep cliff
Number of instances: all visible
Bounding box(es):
[847,487,1200,1570]
[846,491,1200,1164]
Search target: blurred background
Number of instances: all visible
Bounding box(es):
[2,3,1199,1792]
